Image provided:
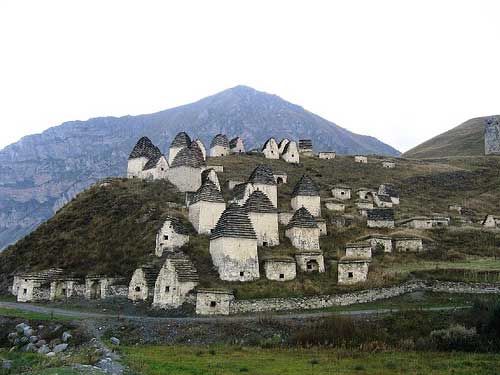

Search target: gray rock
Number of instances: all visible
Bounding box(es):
[23,327,34,337]
[15,323,28,334]
[110,337,120,346]
[38,325,45,330]
[37,345,50,354]
[46,352,56,357]
[36,339,47,348]
[19,336,29,345]
[23,343,37,352]
[53,343,68,353]
[7,332,17,343]
[29,335,39,343]
[1,360,12,369]
[62,331,72,342]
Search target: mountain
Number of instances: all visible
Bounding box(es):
[403,116,494,159]
[0,85,399,250]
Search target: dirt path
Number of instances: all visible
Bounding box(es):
[0,300,469,322]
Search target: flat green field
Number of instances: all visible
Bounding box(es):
[121,346,500,375]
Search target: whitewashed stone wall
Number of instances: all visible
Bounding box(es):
[16,280,46,302]
[189,200,226,235]
[166,166,202,192]
[253,184,278,208]
[230,139,245,154]
[278,139,290,154]
[210,145,229,157]
[367,237,392,253]
[338,261,369,284]
[318,152,336,159]
[209,237,259,281]
[264,260,296,281]
[285,227,320,251]
[356,201,374,210]
[291,196,321,217]
[247,211,279,247]
[128,268,152,301]
[345,246,372,259]
[295,252,325,273]
[332,188,351,200]
[196,290,234,315]
[155,220,190,257]
[152,260,198,309]
[127,157,148,178]
[367,219,394,228]
[50,280,80,300]
[228,281,500,314]
[317,220,327,236]
[394,238,424,252]
[281,141,300,164]
[325,202,345,212]
[262,139,279,159]
[169,146,184,165]
[382,161,395,168]
[278,211,294,225]
[354,156,368,163]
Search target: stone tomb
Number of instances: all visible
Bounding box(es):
[155,217,191,257]
[295,251,325,273]
[337,258,370,285]
[196,289,234,315]
[264,257,297,281]
[291,175,321,217]
[285,207,320,251]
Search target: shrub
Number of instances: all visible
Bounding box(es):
[430,324,479,351]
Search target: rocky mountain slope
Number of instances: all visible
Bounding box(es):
[403,116,497,159]
[0,85,399,250]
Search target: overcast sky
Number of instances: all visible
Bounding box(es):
[1,1,499,152]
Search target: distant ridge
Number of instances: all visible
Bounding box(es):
[403,116,498,158]
[0,85,399,250]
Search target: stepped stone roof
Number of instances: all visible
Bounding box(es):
[171,146,206,168]
[229,137,242,148]
[165,216,192,235]
[143,154,166,171]
[16,268,65,282]
[244,191,277,214]
[170,132,191,148]
[333,184,351,190]
[367,208,395,221]
[376,194,393,203]
[286,207,318,229]
[201,168,218,184]
[210,134,229,148]
[248,165,276,185]
[232,182,250,200]
[191,180,225,204]
[129,137,162,160]
[345,241,372,248]
[138,264,162,289]
[261,137,277,151]
[189,141,205,162]
[282,140,298,154]
[292,175,319,197]
[379,183,399,198]
[278,138,290,148]
[299,139,313,149]
[210,203,257,240]
[166,253,199,283]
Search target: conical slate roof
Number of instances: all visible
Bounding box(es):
[170,132,191,148]
[210,203,257,240]
[165,253,199,283]
[189,141,205,163]
[191,180,225,204]
[129,137,162,160]
[261,137,277,151]
[229,137,242,148]
[278,138,290,148]
[143,154,165,170]
[248,165,276,185]
[171,147,206,168]
[286,207,318,229]
[210,134,229,148]
[292,175,319,197]
[244,191,277,213]
[232,182,250,200]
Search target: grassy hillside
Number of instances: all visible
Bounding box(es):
[1,154,500,297]
[403,117,488,158]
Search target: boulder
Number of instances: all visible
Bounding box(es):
[7,332,17,343]
[23,327,34,337]
[15,323,28,334]
[53,343,68,353]
[62,331,72,342]
[110,337,120,346]
[37,345,51,355]
[1,360,13,369]
[23,343,37,353]
[29,335,39,343]
[36,339,47,348]
[46,352,56,357]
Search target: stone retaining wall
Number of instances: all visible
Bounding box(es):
[229,281,500,314]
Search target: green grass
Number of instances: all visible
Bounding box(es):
[0,307,76,321]
[121,345,500,375]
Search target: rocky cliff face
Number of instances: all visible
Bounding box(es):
[0,86,399,250]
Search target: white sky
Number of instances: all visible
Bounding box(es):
[1,0,499,152]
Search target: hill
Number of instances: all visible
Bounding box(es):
[2,154,500,297]
[403,116,493,158]
[0,85,400,251]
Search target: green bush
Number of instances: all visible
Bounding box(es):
[430,324,479,351]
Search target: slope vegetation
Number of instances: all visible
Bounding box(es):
[403,117,490,158]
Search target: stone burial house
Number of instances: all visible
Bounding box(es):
[209,203,260,282]
[167,144,206,192]
[393,235,424,252]
[331,185,351,200]
[169,132,191,164]
[285,207,320,251]
[378,183,400,204]
[195,289,234,315]
[281,140,300,164]
[482,215,500,228]
[127,136,167,180]
[243,191,279,247]
[295,251,325,273]
[374,194,393,208]
[152,253,199,309]
[85,276,128,300]
[128,263,161,302]
[263,257,297,281]
[367,208,395,228]
[298,139,313,155]
[345,242,372,259]
[155,216,191,257]
[291,175,321,217]
[337,258,370,285]
[318,151,336,159]
[354,155,368,163]
[201,168,221,191]
[229,137,245,154]
[188,180,226,235]
[357,234,393,253]
[262,137,280,159]
[278,138,290,154]
[210,134,230,157]
[231,165,278,208]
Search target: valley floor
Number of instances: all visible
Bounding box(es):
[120,346,500,375]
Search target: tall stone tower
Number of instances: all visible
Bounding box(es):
[485,116,500,155]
